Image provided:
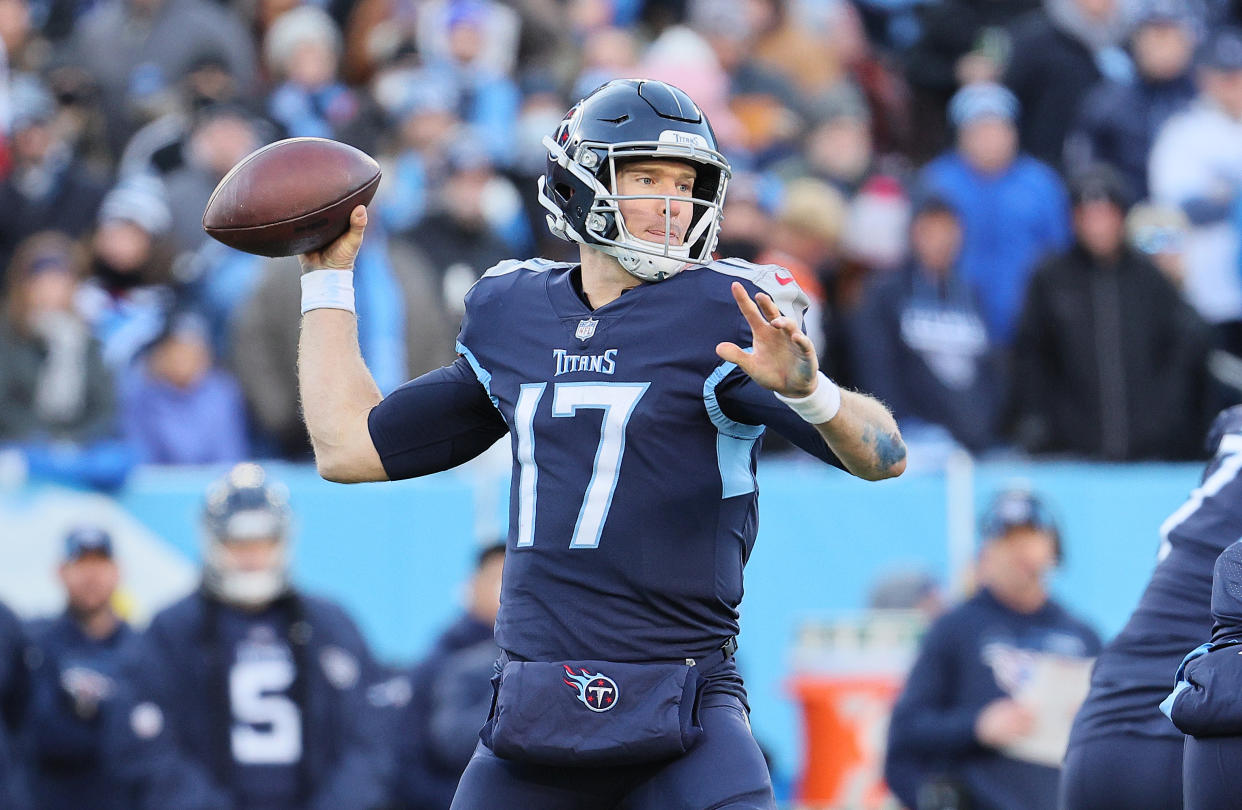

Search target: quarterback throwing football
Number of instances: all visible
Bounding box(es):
[296,79,905,809]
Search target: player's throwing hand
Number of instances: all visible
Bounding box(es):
[716,281,819,398]
[298,205,368,273]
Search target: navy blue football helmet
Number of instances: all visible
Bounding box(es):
[201,463,292,607]
[537,79,732,281]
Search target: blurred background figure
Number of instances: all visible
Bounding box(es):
[1004,0,1135,170]
[1009,165,1213,460]
[60,0,256,159]
[401,134,529,318]
[109,463,391,810]
[754,177,848,376]
[24,526,133,810]
[885,488,1100,810]
[0,74,107,277]
[1062,406,1242,810]
[0,231,131,490]
[232,235,454,459]
[1149,26,1242,356]
[1065,0,1198,199]
[868,568,945,620]
[119,309,248,466]
[392,541,504,810]
[77,174,176,372]
[263,6,360,141]
[849,194,1004,454]
[0,598,30,808]
[898,0,1037,162]
[920,82,1071,345]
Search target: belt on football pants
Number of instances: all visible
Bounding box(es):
[499,636,739,670]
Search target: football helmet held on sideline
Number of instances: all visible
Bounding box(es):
[538,78,732,282]
[201,463,293,608]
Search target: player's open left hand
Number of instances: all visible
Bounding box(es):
[298,205,367,273]
[716,281,818,398]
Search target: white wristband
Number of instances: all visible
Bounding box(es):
[774,372,841,424]
[300,269,356,315]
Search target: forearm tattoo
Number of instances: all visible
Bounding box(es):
[863,424,907,473]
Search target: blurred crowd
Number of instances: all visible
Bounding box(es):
[2,0,1241,489]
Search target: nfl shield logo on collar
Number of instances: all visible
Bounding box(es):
[575,318,598,341]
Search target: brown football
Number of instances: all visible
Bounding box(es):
[202,137,381,257]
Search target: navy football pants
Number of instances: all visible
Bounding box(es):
[1059,733,1184,810]
[1184,735,1242,810]
[449,691,775,810]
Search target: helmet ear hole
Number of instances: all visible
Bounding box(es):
[554,182,574,201]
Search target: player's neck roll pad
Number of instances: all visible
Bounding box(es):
[480,658,705,766]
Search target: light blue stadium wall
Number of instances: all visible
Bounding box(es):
[105,458,1202,785]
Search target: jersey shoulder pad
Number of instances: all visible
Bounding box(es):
[466,258,571,310]
[707,257,809,319]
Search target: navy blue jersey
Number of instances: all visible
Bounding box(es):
[370,259,841,663]
[25,612,136,810]
[108,591,391,810]
[1070,433,1242,743]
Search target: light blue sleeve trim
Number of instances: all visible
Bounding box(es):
[717,434,759,498]
[456,340,500,411]
[704,360,764,498]
[1159,680,1191,720]
[703,361,765,440]
[1160,641,1214,719]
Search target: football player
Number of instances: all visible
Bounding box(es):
[1060,406,1242,810]
[296,79,906,809]
[24,526,135,810]
[109,463,391,810]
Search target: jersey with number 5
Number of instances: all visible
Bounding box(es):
[443,258,842,663]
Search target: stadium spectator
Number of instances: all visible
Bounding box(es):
[920,82,1072,344]
[392,542,504,810]
[263,6,361,141]
[117,55,255,180]
[61,0,257,158]
[23,526,134,810]
[415,0,521,165]
[77,175,176,372]
[370,66,462,235]
[0,74,107,278]
[109,463,392,810]
[754,177,848,370]
[849,195,1005,453]
[402,136,529,317]
[1009,165,1213,460]
[1004,0,1134,169]
[775,89,878,197]
[1064,0,1198,199]
[899,0,1038,161]
[119,310,248,465]
[1148,26,1242,355]
[1062,405,1242,810]
[0,231,132,490]
[1165,536,1242,810]
[885,488,1101,810]
[231,236,454,459]
[159,105,264,255]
